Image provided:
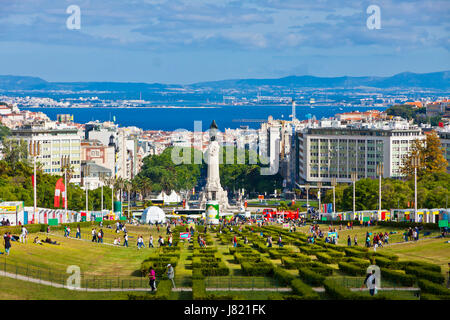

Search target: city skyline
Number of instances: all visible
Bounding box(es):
[0,0,449,84]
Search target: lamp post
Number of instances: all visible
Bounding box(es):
[331,177,337,216]
[351,172,357,219]
[29,141,40,224]
[84,165,90,216]
[412,155,420,220]
[61,155,70,218]
[377,163,383,215]
[305,184,310,210]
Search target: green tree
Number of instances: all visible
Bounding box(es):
[401,131,448,177]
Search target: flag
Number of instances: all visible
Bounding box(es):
[54,178,64,208]
[31,175,34,187]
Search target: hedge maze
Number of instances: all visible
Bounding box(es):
[133,223,449,300]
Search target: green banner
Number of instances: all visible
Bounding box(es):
[81,216,86,222]
[95,217,103,222]
[363,217,370,222]
[120,216,127,221]
[48,218,58,226]
[438,220,448,228]
[321,216,327,221]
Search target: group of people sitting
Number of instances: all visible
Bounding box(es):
[33,236,59,245]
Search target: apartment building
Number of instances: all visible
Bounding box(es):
[11,125,82,184]
[295,120,425,184]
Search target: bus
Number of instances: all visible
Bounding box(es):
[150,199,164,206]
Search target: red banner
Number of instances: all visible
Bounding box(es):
[54,178,64,208]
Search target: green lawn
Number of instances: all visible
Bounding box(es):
[0,276,130,300]
[1,222,449,300]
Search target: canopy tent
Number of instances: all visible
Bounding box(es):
[141,206,166,224]
[156,190,181,203]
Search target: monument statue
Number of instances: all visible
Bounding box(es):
[200,120,230,212]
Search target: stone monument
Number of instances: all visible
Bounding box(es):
[200,120,230,212]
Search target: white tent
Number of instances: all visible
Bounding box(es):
[141,206,166,224]
[156,190,181,203]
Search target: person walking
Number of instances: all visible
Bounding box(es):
[168,234,173,247]
[76,225,81,239]
[123,233,129,247]
[148,267,156,292]
[347,235,352,246]
[20,226,28,243]
[91,228,97,242]
[97,229,103,243]
[167,264,176,288]
[233,235,237,248]
[277,235,283,248]
[3,232,11,256]
[149,235,154,248]
[137,235,144,249]
[362,270,377,296]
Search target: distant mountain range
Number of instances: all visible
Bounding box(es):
[0,71,449,91]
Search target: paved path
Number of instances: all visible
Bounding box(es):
[0,270,291,292]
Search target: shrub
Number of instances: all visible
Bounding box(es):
[381,269,416,287]
[290,252,311,261]
[372,256,401,269]
[192,269,205,280]
[297,268,325,286]
[326,249,346,259]
[154,280,172,300]
[338,262,366,276]
[398,261,441,273]
[290,279,320,299]
[268,248,293,259]
[370,251,399,261]
[309,262,334,276]
[241,260,274,276]
[344,248,369,259]
[323,279,355,300]
[273,267,295,285]
[200,262,230,276]
[405,266,445,284]
[192,280,207,300]
[343,257,371,269]
[417,279,450,297]
[315,252,334,264]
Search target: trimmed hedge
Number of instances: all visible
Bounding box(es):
[381,269,416,287]
[290,279,320,299]
[241,259,274,276]
[192,280,207,300]
[315,252,335,264]
[273,267,296,285]
[309,261,334,276]
[154,280,172,300]
[405,266,445,284]
[338,262,366,276]
[370,251,399,261]
[323,279,355,300]
[297,268,325,286]
[372,256,400,269]
[343,257,371,269]
[417,279,450,297]
[398,261,441,273]
[199,262,230,276]
[344,248,369,259]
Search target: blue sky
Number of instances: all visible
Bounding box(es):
[0,0,449,84]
